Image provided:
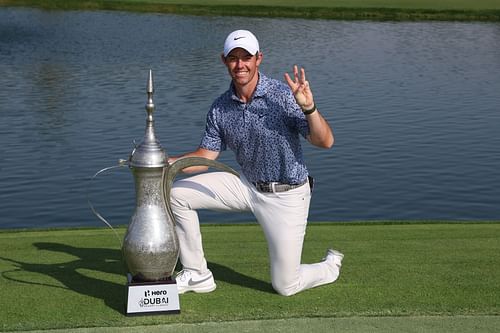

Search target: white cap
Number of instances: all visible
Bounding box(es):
[223,30,260,57]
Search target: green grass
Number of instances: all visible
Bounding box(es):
[5,316,500,333]
[58,0,500,10]
[1,0,500,21]
[0,222,499,332]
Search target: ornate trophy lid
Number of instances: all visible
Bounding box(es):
[129,70,167,168]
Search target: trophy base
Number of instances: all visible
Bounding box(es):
[125,273,180,316]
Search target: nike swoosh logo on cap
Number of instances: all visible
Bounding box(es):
[234,36,246,40]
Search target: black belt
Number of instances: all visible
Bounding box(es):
[253,178,308,193]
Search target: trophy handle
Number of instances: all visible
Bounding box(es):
[162,157,240,224]
[87,160,129,245]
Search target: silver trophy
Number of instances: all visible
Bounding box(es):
[123,70,238,283]
[123,70,179,282]
[90,70,238,315]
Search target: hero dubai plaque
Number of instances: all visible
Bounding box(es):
[122,70,180,315]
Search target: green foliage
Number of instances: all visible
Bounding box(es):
[0,223,499,331]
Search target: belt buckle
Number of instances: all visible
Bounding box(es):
[256,182,275,193]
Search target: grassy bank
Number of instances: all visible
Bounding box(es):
[0,222,499,331]
[1,0,500,21]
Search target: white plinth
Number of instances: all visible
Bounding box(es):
[126,274,180,316]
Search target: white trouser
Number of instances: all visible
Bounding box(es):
[170,172,338,296]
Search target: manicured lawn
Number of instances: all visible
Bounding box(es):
[0,222,499,331]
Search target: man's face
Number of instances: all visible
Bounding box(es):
[222,48,262,88]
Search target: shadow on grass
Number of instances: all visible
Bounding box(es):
[0,242,127,314]
[207,261,275,294]
[1,241,275,315]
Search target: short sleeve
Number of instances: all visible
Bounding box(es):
[199,106,226,152]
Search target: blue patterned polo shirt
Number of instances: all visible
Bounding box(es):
[199,73,310,184]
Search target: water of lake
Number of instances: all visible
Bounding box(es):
[1,8,499,229]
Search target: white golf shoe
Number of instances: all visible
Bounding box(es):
[175,269,217,294]
[323,248,344,282]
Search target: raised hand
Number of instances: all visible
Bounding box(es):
[284,65,315,111]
